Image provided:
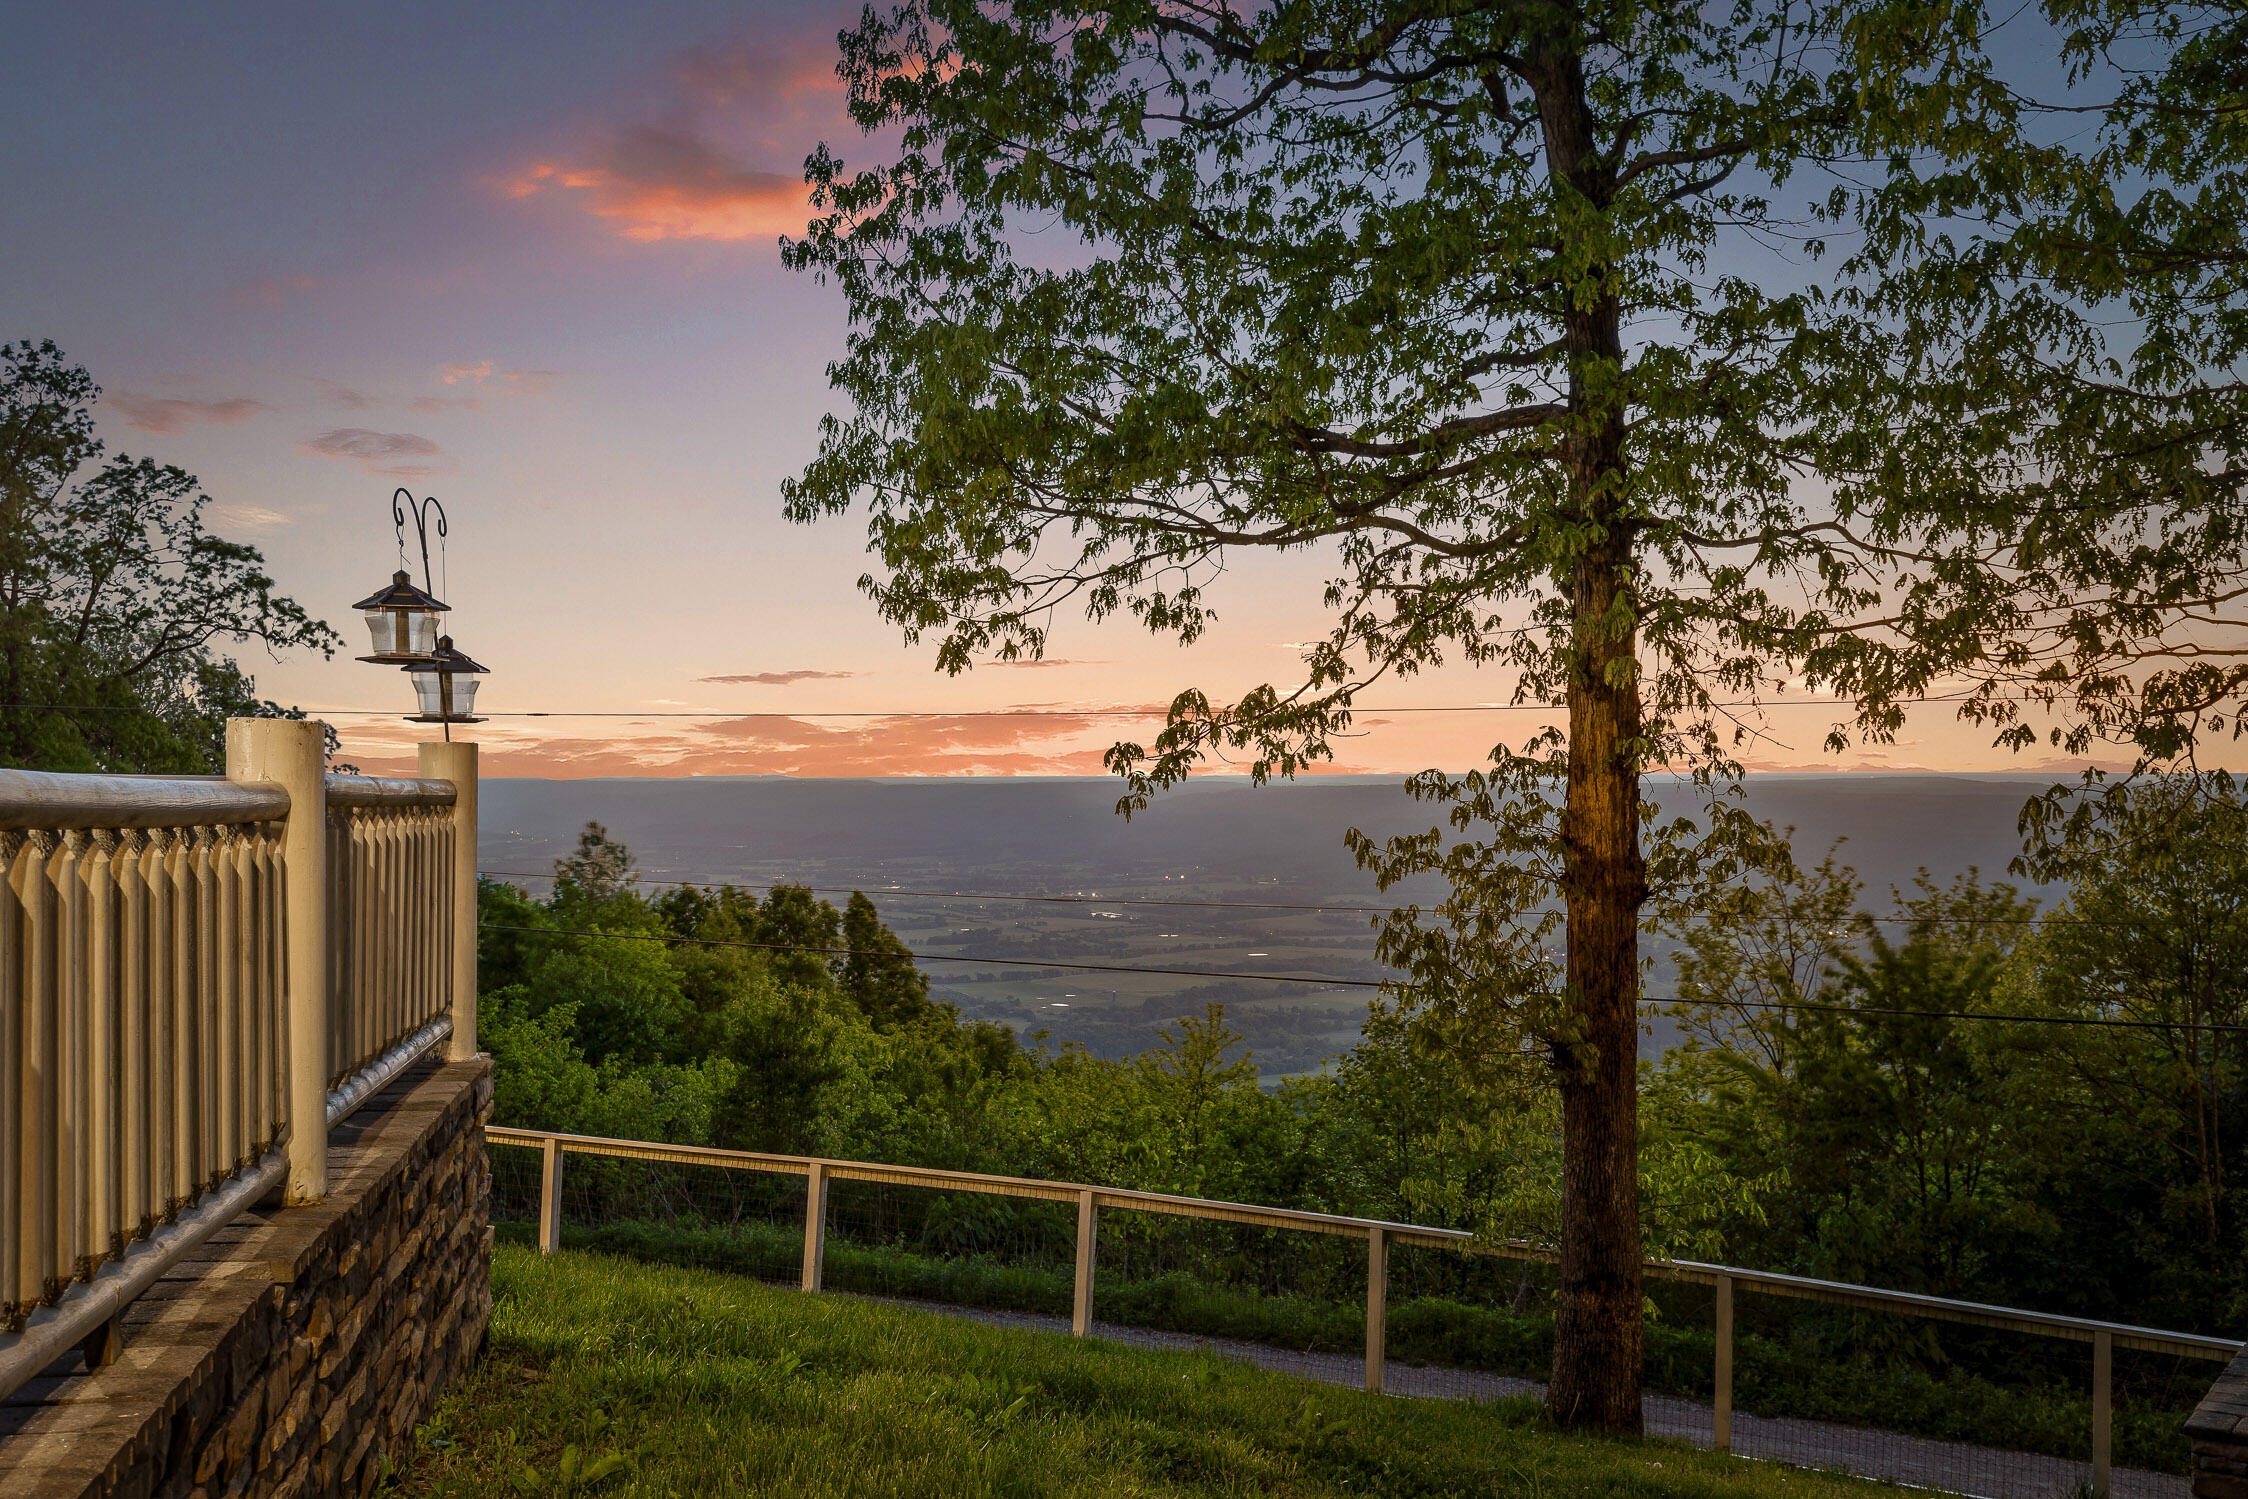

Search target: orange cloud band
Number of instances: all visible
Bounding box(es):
[507,126,811,243]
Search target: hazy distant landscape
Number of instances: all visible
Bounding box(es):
[480,773,2068,1076]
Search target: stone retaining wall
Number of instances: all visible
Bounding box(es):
[2193,1347,2248,1498]
[0,1056,493,1499]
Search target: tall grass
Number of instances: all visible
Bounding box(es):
[388,1243,1912,1498]
[491,1217,2194,1474]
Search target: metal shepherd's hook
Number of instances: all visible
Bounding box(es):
[392,487,449,598]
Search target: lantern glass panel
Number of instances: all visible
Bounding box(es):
[410,669,480,718]
[363,607,438,659]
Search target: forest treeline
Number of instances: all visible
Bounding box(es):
[482,773,2247,1340]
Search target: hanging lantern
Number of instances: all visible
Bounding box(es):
[352,569,448,663]
[403,636,488,723]
[356,488,487,739]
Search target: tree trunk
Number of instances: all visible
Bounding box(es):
[1530,25,1647,1434]
[1547,525,1648,1431]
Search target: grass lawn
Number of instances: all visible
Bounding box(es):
[384,1243,1907,1498]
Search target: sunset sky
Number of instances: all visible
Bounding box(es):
[3,2,2198,778]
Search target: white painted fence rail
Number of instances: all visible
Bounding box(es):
[0,722,478,1400]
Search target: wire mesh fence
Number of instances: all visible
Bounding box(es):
[1693,1289,2212,1497]
[485,1130,2223,1498]
[489,1140,810,1282]
[823,1175,1080,1310]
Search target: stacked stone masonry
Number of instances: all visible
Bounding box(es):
[0,1057,494,1499]
[2192,1347,2248,1499]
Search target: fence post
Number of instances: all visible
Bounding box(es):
[537,1136,564,1254]
[417,741,479,1061]
[79,1312,124,1370]
[226,719,328,1205]
[1365,1226,1387,1394]
[1072,1189,1097,1336]
[2093,1328,2113,1497]
[1714,1272,1734,1454]
[801,1162,828,1292]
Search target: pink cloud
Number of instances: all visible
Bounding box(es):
[310,377,373,410]
[683,713,1115,775]
[670,40,843,116]
[342,713,1117,779]
[439,361,559,395]
[506,129,809,242]
[298,427,449,477]
[700,670,858,685]
[408,362,562,414]
[109,394,269,434]
[341,716,1387,780]
[501,35,848,244]
[211,504,290,530]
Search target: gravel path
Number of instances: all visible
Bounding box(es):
[851,1294,2185,1499]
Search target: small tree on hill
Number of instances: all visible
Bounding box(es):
[840,890,941,1029]
[0,339,337,771]
[785,1,2248,1428]
[553,821,639,902]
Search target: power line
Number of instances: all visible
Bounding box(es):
[479,922,1381,987]
[483,922,2248,1033]
[483,870,1397,915]
[7,701,1546,718]
[3,693,2068,720]
[1673,995,2248,1036]
[480,867,2161,929]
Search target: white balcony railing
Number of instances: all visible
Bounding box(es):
[0,720,479,1397]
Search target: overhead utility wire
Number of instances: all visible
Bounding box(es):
[478,869,2164,930]
[482,922,2248,1034]
[1673,994,2248,1035]
[483,871,1405,915]
[4,693,2061,719]
[479,922,1379,987]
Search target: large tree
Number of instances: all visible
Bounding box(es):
[0,340,338,772]
[1846,0,2248,766]
[784,1,2247,1428]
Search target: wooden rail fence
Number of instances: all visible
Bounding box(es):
[492,1124,2247,1496]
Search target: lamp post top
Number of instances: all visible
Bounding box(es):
[350,569,449,615]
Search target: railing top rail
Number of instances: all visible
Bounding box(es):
[1655,1259,2245,1358]
[483,1126,1452,1238]
[486,1124,2246,1363]
[0,769,289,830]
[325,773,456,810]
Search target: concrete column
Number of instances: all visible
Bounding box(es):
[417,741,479,1061]
[225,719,328,1204]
